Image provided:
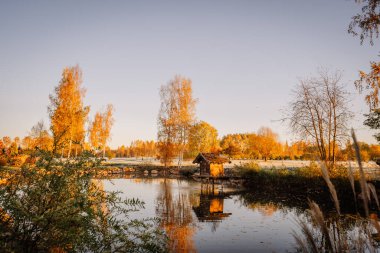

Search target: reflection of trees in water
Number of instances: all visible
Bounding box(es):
[247,202,278,217]
[156,179,197,253]
[192,184,232,233]
[238,189,359,218]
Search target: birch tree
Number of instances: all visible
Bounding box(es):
[49,65,89,158]
[89,104,114,157]
[157,76,197,168]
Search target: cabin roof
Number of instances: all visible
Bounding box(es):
[193,153,229,164]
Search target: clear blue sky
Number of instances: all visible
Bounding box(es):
[0,0,379,148]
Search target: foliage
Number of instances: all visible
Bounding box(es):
[349,0,380,46]
[364,109,380,143]
[187,121,219,158]
[0,158,6,167]
[157,76,197,167]
[89,104,114,157]
[256,127,281,161]
[48,65,89,158]
[358,64,380,145]
[28,121,53,151]
[115,140,156,159]
[0,151,168,252]
[356,62,380,110]
[349,1,380,145]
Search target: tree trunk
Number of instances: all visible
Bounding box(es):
[177,149,183,169]
[68,138,72,158]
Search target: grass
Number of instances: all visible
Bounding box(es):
[292,130,380,252]
[233,162,360,202]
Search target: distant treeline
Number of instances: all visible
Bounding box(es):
[2,129,380,168]
[111,132,380,162]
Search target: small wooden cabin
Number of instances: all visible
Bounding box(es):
[193,153,228,177]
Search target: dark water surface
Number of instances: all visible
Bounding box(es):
[104,178,307,252]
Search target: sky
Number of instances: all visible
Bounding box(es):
[0,0,379,148]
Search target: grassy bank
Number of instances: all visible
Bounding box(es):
[233,162,380,214]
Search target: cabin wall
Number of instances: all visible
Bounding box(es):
[200,161,210,175]
[210,164,224,177]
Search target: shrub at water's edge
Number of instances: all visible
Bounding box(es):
[0,150,168,253]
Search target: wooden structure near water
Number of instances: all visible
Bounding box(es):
[193,153,229,177]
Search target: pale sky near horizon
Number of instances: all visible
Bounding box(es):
[0,0,379,148]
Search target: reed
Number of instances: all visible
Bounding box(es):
[348,162,357,206]
[352,129,371,217]
[320,162,340,215]
[293,130,380,252]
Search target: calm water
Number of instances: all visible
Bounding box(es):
[104,178,308,252]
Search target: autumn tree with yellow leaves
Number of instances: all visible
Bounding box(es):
[157,76,197,168]
[187,121,219,157]
[22,120,53,151]
[256,127,281,161]
[48,65,89,158]
[89,104,114,157]
[2,137,11,149]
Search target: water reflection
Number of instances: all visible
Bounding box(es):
[103,178,380,252]
[192,184,232,225]
[156,179,197,253]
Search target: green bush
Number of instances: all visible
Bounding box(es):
[0,151,168,252]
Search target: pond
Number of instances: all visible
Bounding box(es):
[103,177,322,253]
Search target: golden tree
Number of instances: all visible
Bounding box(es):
[2,137,11,149]
[21,136,34,150]
[49,65,89,157]
[89,104,114,157]
[157,76,197,168]
[188,121,219,157]
[220,134,244,159]
[29,120,53,151]
[256,127,280,161]
[89,112,102,150]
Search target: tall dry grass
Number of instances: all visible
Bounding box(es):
[293,130,380,253]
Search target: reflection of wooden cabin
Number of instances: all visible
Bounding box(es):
[192,194,232,222]
[193,153,228,177]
